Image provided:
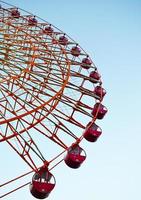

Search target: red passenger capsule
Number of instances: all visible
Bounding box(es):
[92,103,108,119]
[30,167,55,199]
[59,35,68,45]
[94,86,106,100]
[71,46,81,56]
[28,17,37,26]
[44,26,54,35]
[89,71,101,83]
[84,122,102,142]
[81,57,92,69]
[11,9,20,18]
[64,145,86,169]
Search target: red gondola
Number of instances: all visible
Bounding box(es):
[84,122,102,142]
[94,86,106,100]
[59,35,68,45]
[11,9,20,18]
[81,57,92,69]
[28,17,37,26]
[30,167,55,199]
[92,103,108,119]
[64,145,86,169]
[43,25,54,35]
[71,46,81,56]
[89,71,101,83]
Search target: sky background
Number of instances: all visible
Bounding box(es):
[0,0,141,200]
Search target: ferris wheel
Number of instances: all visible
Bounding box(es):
[0,1,108,199]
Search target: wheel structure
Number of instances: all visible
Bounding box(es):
[0,1,108,199]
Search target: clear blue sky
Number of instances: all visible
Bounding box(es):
[0,0,141,200]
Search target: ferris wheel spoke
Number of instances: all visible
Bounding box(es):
[0,118,46,171]
[0,120,47,167]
